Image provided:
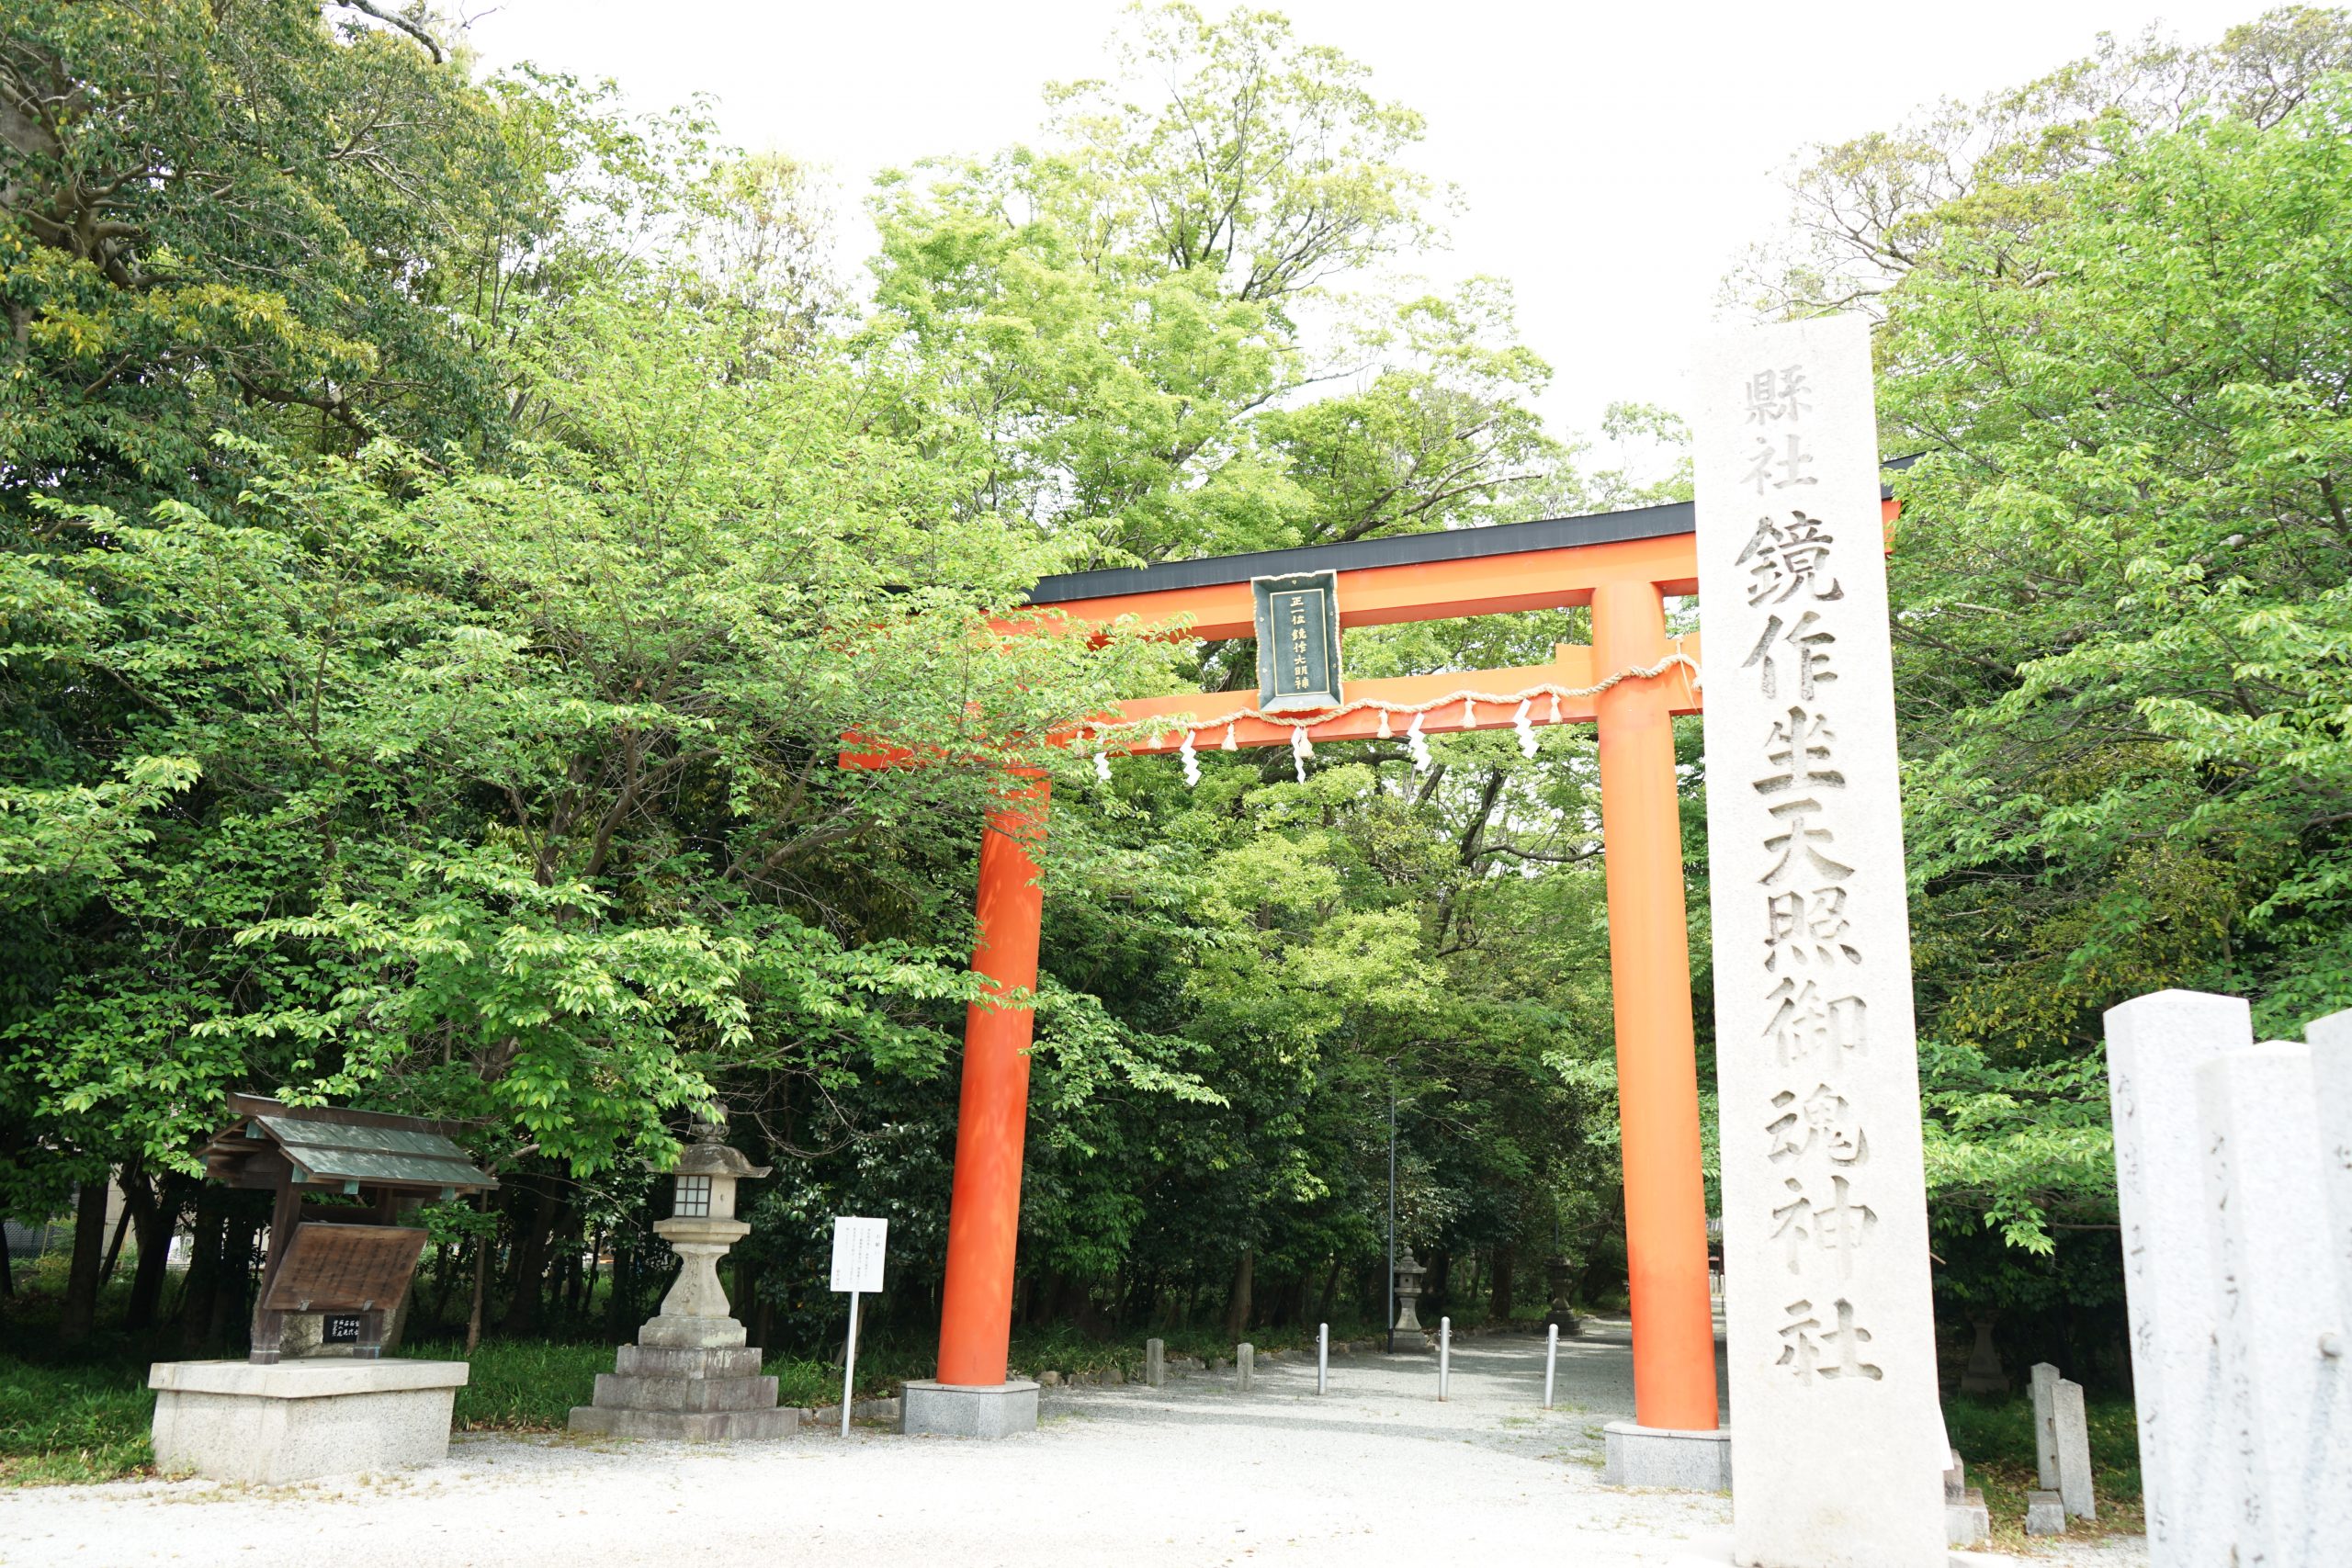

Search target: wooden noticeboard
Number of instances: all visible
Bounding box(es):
[259,1222,428,1313]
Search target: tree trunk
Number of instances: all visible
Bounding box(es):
[1488,1241,1517,1323]
[122,1171,188,1331]
[209,1212,258,1355]
[1317,1254,1341,1324]
[98,1201,132,1288]
[502,1180,561,1334]
[605,1235,633,1339]
[465,1234,489,1354]
[1223,1245,1255,1342]
[177,1192,227,1354]
[59,1173,110,1343]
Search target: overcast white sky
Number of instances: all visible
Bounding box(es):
[466,0,2278,442]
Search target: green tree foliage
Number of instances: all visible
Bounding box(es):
[1881,74,2352,1246]
[21,0,2348,1380]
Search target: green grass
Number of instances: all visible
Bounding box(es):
[1943,1390,2143,1549]
[0,1358,156,1486]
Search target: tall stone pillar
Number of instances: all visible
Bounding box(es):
[1692,314,1943,1565]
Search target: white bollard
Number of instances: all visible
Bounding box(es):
[1544,1322,1558,1409]
[1317,1322,1329,1395]
[1439,1315,1451,1400]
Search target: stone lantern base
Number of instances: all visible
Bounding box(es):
[568,1316,797,1441]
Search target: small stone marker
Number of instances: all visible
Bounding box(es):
[2052,1377,2095,1521]
[2025,1491,2066,1537]
[1144,1337,1165,1389]
[1695,313,1946,1566]
[1942,1449,1989,1548]
[2030,1361,2061,1490]
[1235,1342,1253,1392]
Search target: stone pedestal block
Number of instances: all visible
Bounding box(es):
[1600,1421,1732,1491]
[2025,1490,2066,1537]
[567,1405,796,1440]
[899,1379,1038,1439]
[1944,1490,1989,1549]
[150,1359,466,1483]
[569,1310,788,1440]
[638,1314,748,1350]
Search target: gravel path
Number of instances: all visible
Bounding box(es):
[0,1324,2145,1568]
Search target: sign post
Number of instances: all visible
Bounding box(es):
[830,1215,888,1438]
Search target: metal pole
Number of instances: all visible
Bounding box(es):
[1386,1081,1396,1354]
[840,1289,861,1438]
[1317,1322,1329,1395]
[1439,1314,1451,1400]
[1544,1322,1558,1409]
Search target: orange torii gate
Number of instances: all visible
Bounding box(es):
[889,493,1893,1441]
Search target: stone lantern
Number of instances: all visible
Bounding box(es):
[1544,1256,1581,1337]
[570,1116,793,1439]
[645,1118,768,1346]
[1390,1249,1430,1351]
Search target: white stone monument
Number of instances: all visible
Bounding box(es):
[2106,990,2352,1565]
[2104,989,2250,1564]
[2196,1036,2347,1561]
[1693,314,1945,1567]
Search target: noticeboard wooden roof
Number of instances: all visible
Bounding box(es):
[203,1094,496,1195]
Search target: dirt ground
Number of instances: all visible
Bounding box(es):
[0,1322,2146,1568]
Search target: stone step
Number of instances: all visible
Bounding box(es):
[591,1371,779,1414]
[569,1404,797,1441]
[614,1344,762,1381]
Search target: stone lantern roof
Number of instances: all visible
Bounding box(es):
[669,1116,771,1179]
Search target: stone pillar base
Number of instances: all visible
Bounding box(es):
[568,1323,789,1440]
[899,1379,1038,1438]
[149,1359,467,1483]
[1600,1420,1732,1490]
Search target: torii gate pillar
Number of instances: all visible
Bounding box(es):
[935,780,1050,1388]
[1592,581,1722,1442]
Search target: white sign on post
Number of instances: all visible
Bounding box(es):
[831,1216,887,1438]
[1693,315,1945,1567]
[831,1216,887,1292]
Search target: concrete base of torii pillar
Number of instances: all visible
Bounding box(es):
[899,1379,1041,1439]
